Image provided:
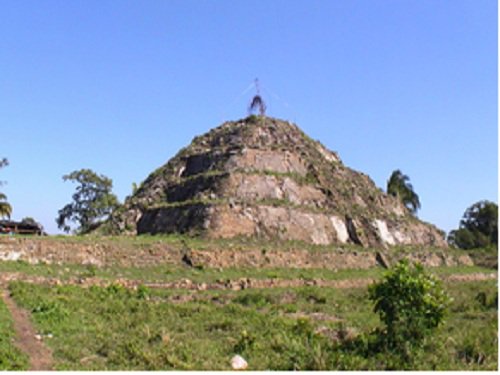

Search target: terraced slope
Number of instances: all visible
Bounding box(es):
[108,116,445,247]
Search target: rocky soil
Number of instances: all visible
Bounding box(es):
[0,237,472,270]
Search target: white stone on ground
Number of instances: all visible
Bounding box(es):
[231,354,248,370]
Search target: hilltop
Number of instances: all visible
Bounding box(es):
[108,116,445,248]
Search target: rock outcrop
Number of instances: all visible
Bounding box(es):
[109,116,446,248]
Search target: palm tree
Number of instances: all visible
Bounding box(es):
[387,169,421,215]
[0,193,12,219]
[0,158,11,219]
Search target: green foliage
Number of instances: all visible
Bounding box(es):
[234,329,256,353]
[448,200,498,249]
[0,157,12,219]
[0,193,11,219]
[136,285,150,300]
[245,114,259,124]
[32,300,69,324]
[56,169,120,234]
[368,260,451,350]
[386,169,421,215]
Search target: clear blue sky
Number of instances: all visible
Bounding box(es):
[1,0,497,235]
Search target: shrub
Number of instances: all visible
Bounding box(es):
[368,260,451,350]
[448,200,498,249]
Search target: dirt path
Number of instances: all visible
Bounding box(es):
[1,288,54,371]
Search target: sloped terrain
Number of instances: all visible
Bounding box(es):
[108,116,445,247]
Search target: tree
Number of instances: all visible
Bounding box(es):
[448,200,498,249]
[56,169,119,234]
[0,158,12,219]
[369,260,450,350]
[387,169,421,215]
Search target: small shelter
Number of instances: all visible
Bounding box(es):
[0,220,45,235]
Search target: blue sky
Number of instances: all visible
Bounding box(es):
[0,0,497,235]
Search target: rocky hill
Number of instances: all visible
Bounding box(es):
[108,115,446,248]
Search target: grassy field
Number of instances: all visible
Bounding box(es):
[0,294,29,370]
[6,275,497,370]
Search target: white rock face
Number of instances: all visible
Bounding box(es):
[392,229,411,244]
[316,143,340,163]
[310,227,330,245]
[330,216,350,243]
[373,219,396,246]
[391,203,406,217]
[231,354,248,370]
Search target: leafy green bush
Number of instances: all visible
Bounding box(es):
[368,260,451,350]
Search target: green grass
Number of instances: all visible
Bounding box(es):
[0,295,29,370]
[7,277,497,370]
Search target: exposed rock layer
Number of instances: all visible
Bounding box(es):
[110,116,446,247]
